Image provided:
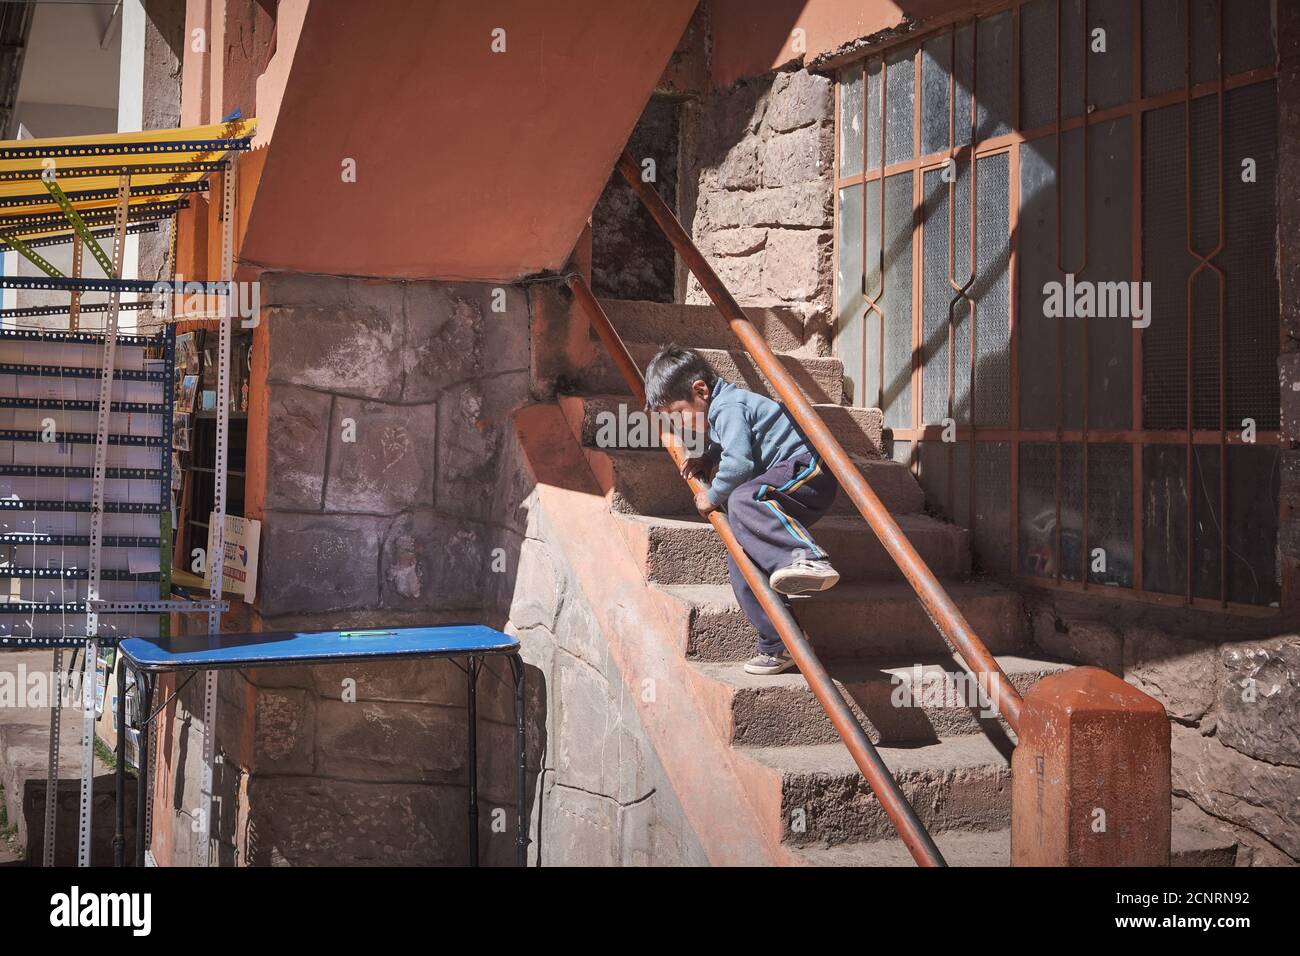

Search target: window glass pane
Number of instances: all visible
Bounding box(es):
[974,151,1010,429]
[1142,0,1186,96]
[1226,444,1280,606]
[1142,104,1187,429]
[839,64,864,177]
[921,33,952,156]
[881,172,914,429]
[1019,442,1057,578]
[1192,444,1221,600]
[885,46,916,165]
[1060,0,1087,120]
[974,441,1011,574]
[1017,135,1063,429]
[975,11,1014,141]
[1189,0,1219,87]
[1083,116,1132,431]
[837,185,865,405]
[1224,0,1274,76]
[1142,444,1188,595]
[1020,0,1057,129]
[866,58,884,171]
[864,178,882,407]
[954,23,974,148]
[1087,0,1133,111]
[1223,81,1279,431]
[1087,443,1133,587]
[917,440,952,521]
[921,167,954,426]
[1059,441,1084,582]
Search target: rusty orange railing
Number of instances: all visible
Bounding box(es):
[612,150,1024,733]
[566,276,946,867]
[564,149,1040,865]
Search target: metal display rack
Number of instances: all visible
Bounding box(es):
[0,324,173,649]
[0,120,249,866]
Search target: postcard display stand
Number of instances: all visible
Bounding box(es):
[0,326,174,646]
[0,325,174,861]
[0,141,241,868]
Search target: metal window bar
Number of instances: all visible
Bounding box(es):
[1183,0,1227,606]
[946,25,979,534]
[829,0,1279,613]
[1055,0,1090,588]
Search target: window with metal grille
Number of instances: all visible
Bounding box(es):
[833,0,1279,611]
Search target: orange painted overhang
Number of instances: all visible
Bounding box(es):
[239,0,700,282]
[709,0,988,87]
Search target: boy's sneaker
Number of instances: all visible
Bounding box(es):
[744,649,796,676]
[770,558,840,596]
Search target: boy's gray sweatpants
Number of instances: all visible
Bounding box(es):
[722,453,838,656]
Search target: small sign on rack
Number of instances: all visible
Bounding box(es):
[204,513,259,603]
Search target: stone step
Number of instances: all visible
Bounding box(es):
[598,298,823,356]
[691,653,1066,749]
[790,827,1012,866]
[559,393,883,460]
[662,581,1028,662]
[735,735,1012,845]
[580,344,845,405]
[1170,797,1241,867]
[582,447,922,518]
[618,513,970,587]
[789,805,1241,866]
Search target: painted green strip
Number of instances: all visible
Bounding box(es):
[1,231,65,277]
[41,177,116,276]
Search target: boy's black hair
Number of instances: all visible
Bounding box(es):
[644,345,718,410]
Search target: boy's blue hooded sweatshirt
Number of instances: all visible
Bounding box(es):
[704,378,816,507]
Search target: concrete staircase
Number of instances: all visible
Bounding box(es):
[557,297,1235,866]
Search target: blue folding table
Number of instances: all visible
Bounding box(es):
[114,625,526,867]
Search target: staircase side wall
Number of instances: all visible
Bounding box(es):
[487,403,797,865]
[483,416,709,865]
[488,450,712,868]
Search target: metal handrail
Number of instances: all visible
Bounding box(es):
[614,150,1024,733]
[566,275,945,867]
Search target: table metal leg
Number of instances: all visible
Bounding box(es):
[510,652,526,867]
[136,672,154,867]
[114,654,126,867]
[467,655,479,867]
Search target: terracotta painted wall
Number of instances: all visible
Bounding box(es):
[238,0,699,281]
[709,0,995,87]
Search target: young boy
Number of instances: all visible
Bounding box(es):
[644,345,840,675]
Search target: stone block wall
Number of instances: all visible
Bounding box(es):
[678,66,835,342]
[255,272,529,618]
[591,96,681,303]
[1030,598,1300,865]
[482,419,709,865]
